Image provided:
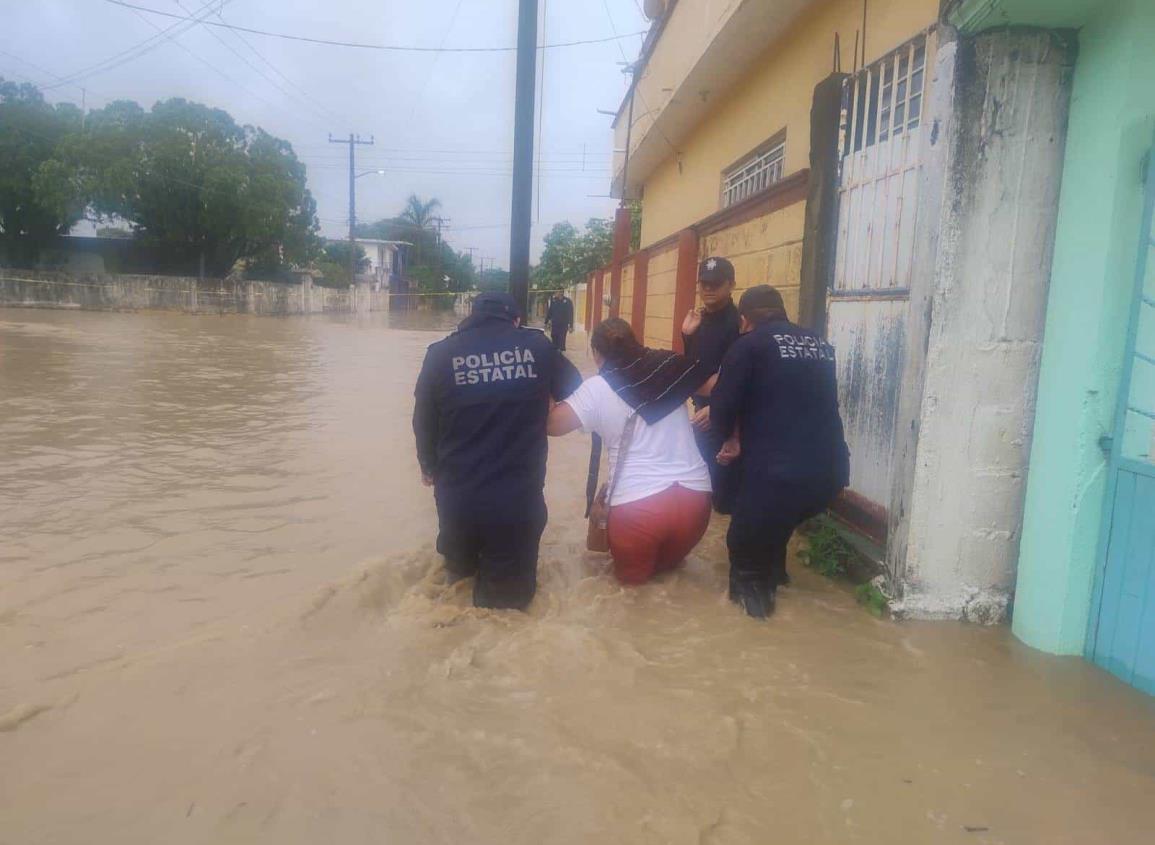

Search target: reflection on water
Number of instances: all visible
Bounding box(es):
[1,308,1154,845]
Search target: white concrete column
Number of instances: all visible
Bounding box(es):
[887,28,1076,622]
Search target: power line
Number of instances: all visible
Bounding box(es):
[44,0,235,89]
[102,1,647,53]
[406,0,466,121]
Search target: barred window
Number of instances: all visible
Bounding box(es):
[721,141,785,208]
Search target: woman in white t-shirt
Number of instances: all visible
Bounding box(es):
[547,319,714,585]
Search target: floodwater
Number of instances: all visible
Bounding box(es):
[2,309,1154,845]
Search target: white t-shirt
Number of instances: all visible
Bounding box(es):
[564,375,712,507]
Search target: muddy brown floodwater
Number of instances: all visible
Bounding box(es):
[2,308,1155,845]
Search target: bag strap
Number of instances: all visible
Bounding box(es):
[604,413,639,508]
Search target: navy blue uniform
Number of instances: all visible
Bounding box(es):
[683,301,742,513]
[544,296,574,351]
[711,319,850,594]
[413,308,581,609]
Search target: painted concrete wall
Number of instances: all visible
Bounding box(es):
[619,259,636,326]
[644,245,679,349]
[889,29,1074,622]
[638,0,939,247]
[1012,0,1155,653]
[0,270,389,315]
[698,201,805,318]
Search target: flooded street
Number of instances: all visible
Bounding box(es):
[2,308,1155,845]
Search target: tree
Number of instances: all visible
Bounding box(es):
[0,78,84,264]
[532,217,615,292]
[357,196,476,297]
[398,194,442,231]
[39,96,320,276]
[313,241,368,287]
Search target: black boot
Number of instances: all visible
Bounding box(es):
[729,578,776,619]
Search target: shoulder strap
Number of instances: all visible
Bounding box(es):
[604,412,639,506]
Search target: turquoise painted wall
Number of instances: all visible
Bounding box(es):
[1011,0,1155,654]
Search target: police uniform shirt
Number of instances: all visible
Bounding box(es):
[710,319,849,485]
[546,297,574,330]
[683,301,740,405]
[413,318,582,522]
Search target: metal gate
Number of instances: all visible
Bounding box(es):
[1089,147,1155,695]
[827,32,932,524]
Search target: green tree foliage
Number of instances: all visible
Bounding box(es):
[0,78,84,264]
[30,91,320,277]
[532,217,615,292]
[313,241,369,287]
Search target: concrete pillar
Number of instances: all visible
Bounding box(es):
[609,206,632,319]
[672,229,700,353]
[887,28,1076,622]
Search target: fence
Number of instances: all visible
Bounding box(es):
[583,169,810,350]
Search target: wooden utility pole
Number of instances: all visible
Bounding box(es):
[329,133,374,285]
[508,0,539,315]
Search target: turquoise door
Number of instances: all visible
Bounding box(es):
[1089,149,1155,695]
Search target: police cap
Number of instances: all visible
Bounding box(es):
[472,291,520,321]
[697,256,735,288]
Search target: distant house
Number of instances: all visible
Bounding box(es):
[353,238,409,291]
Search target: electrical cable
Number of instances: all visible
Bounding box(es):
[101,1,647,53]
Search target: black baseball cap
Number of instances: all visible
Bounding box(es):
[471,291,520,321]
[698,256,735,288]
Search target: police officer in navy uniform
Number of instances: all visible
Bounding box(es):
[710,285,850,619]
[544,290,575,351]
[413,292,581,610]
[682,256,743,513]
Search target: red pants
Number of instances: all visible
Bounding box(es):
[608,484,712,585]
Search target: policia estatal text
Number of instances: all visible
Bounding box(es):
[413,293,581,609]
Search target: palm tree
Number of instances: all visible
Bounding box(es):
[398,195,442,232]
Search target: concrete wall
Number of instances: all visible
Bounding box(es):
[1012,0,1155,653]
[887,28,1075,622]
[699,201,805,319]
[637,0,940,246]
[644,244,679,350]
[0,271,389,315]
[619,259,636,326]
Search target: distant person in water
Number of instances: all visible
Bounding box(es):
[711,286,850,619]
[547,318,715,585]
[413,292,581,610]
[544,289,575,351]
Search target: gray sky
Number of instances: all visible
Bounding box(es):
[1,0,648,267]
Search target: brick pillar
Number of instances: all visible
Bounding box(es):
[584,272,594,330]
[672,229,699,353]
[609,206,632,319]
[630,248,649,341]
[592,269,605,326]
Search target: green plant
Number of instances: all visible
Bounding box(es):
[855,583,889,618]
[798,524,851,578]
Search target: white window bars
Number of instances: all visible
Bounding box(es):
[841,35,927,159]
[722,141,785,208]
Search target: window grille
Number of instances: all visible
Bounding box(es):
[721,142,785,208]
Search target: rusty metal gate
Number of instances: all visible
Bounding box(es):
[827,31,933,532]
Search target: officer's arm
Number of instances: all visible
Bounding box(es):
[412,348,441,480]
[550,347,582,401]
[710,344,752,441]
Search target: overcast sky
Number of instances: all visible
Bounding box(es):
[1,0,649,267]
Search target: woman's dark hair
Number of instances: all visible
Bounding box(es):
[591,318,644,368]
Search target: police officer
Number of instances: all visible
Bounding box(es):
[681,256,742,513]
[413,292,582,610]
[544,289,575,351]
[710,286,850,619]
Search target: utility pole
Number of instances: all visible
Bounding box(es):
[329,132,374,286]
[465,247,478,291]
[508,0,539,315]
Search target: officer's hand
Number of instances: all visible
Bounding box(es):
[716,436,741,466]
[682,307,703,336]
[691,405,711,431]
[421,472,435,487]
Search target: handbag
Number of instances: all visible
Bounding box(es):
[586,413,639,553]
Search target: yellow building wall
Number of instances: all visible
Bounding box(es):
[644,246,679,349]
[618,260,635,325]
[639,0,939,247]
[699,201,806,320]
[572,283,587,330]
